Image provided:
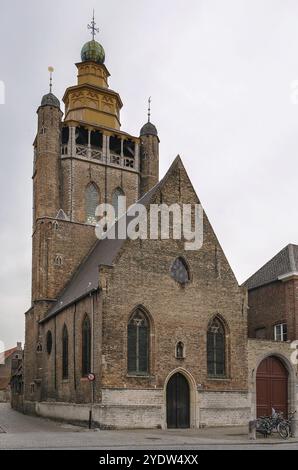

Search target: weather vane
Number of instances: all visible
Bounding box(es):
[148,96,151,122]
[48,66,54,93]
[88,10,99,40]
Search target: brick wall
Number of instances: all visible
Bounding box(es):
[247,279,298,341]
[29,158,250,428]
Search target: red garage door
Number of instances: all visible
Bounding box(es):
[256,356,288,418]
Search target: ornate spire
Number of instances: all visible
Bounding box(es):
[48,66,54,93]
[148,96,151,122]
[87,10,99,40]
[140,97,158,137]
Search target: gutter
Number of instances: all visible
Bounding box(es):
[39,287,99,324]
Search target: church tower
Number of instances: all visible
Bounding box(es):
[26,15,160,401]
[31,15,160,305]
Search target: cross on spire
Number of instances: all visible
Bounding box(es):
[88,10,99,40]
[148,96,151,122]
[48,66,54,93]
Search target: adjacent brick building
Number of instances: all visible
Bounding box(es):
[0,344,22,402]
[245,244,298,342]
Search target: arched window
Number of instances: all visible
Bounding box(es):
[82,315,91,376]
[36,342,42,353]
[207,317,226,377]
[176,341,185,359]
[127,309,149,375]
[46,331,52,355]
[170,257,190,284]
[112,187,125,221]
[62,325,68,380]
[85,183,99,225]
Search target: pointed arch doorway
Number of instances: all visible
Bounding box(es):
[256,356,288,418]
[166,372,190,428]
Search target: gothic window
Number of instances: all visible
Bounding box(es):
[76,126,88,145]
[85,183,99,225]
[207,317,226,377]
[46,331,52,355]
[54,255,63,266]
[36,342,42,353]
[123,139,135,158]
[170,257,190,285]
[110,135,122,155]
[112,187,125,221]
[90,130,103,148]
[62,325,69,380]
[127,309,149,375]
[176,341,185,359]
[82,315,91,376]
[61,126,69,145]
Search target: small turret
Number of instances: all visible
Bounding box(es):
[139,98,159,196]
[33,68,62,223]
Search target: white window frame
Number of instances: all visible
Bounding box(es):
[274,323,287,342]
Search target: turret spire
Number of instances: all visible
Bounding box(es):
[148,96,151,123]
[88,10,99,40]
[48,66,54,93]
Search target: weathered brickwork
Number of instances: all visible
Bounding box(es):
[248,279,298,341]
[61,158,139,223]
[25,159,251,428]
[22,45,298,430]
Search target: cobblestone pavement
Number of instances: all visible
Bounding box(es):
[0,404,298,450]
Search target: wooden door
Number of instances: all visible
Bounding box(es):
[166,373,190,428]
[256,356,288,418]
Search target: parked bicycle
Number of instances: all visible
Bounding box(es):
[256,409,296,439]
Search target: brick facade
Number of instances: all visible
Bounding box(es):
[247,277,298,341]
[21,40,298,430]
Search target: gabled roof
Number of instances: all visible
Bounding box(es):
[42,156,186,322]
[4,347,17,360]
[244,244,298,290]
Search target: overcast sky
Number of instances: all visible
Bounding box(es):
[0,0,298,349]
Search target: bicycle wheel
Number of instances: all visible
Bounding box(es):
[277,422,290,440]
[256,418,271,436]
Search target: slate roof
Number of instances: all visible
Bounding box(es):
[42,156,184,322]
[4,347,17,360]
[244,244,298,290]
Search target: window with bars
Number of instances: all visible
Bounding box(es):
[112,187,125,221]
[170,257,190,285]
[127,309,149,375]
[62,325,69,380]
[82,315,91,376]
[207,317,226,377]
[85,183,99,225]
[274,323,287,342]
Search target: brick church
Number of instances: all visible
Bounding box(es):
[19,18,298,429]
